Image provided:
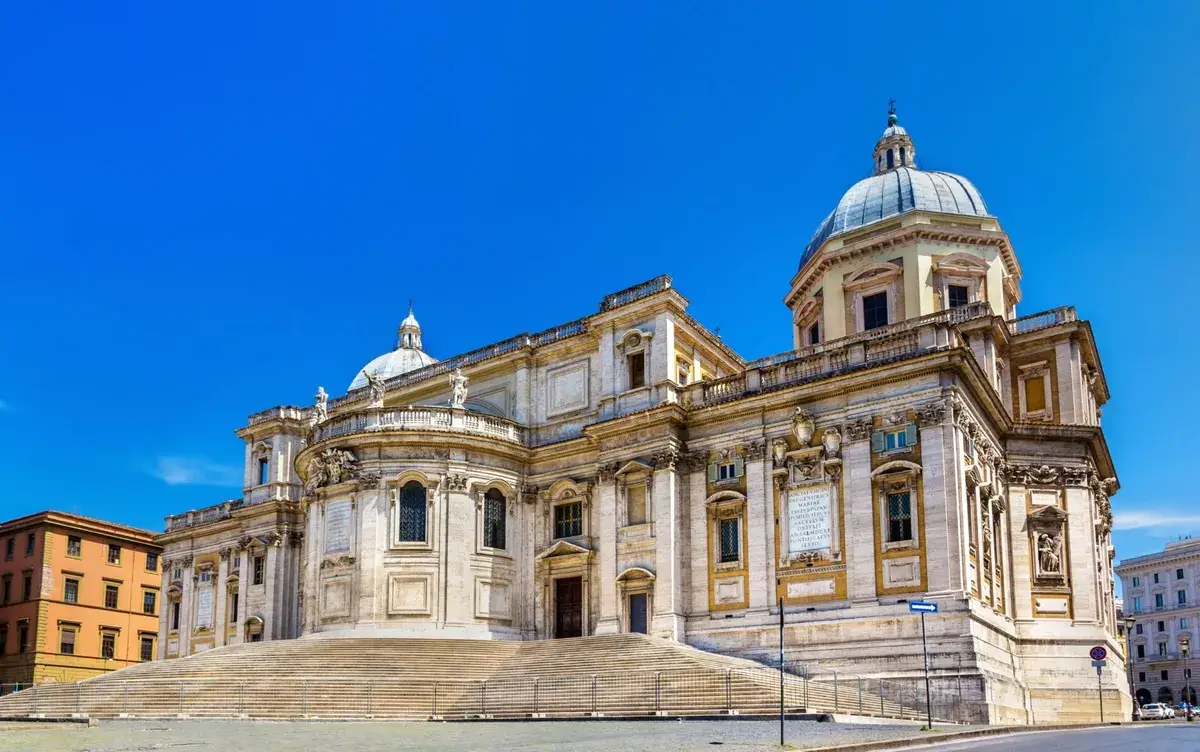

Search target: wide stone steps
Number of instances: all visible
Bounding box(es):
[0,635,925,721]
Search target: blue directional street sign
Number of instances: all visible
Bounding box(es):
[909,601,938,614]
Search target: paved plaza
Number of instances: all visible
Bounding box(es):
[0,719,950,751]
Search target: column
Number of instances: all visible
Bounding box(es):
[264,541,279,640]
[744,442,770,613]
[686,459,709,620]
[844,439,877,603]
[594,473,620,635]
[357,485,383,627]
[214,554,229,647]
[984,495,996,608]
[156,564,170,658]
[651,450,684,639]
[179,559,194,655]
[445,478,472,627]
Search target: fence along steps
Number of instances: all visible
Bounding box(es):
[0,634,923,720]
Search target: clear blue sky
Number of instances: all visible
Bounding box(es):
[1,3,1196,571]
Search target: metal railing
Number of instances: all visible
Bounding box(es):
[0,662,969,722]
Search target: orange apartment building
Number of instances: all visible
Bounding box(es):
[0,511,162,689]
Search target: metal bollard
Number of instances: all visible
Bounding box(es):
[654,672,662,714]
[591,675,597,714]
[858,677,863,714]
[432,682,439,717]
[725,669,732,713]
[179,682,184,716]
[879,678,885,716]
[533,678,539,716]
[481,680,487,716]
[123,681,129,716]
[75,682,81,715]
[367,682,373,717]
[239,682,245,716]
[301,680,307,717]
[833,671,839,712]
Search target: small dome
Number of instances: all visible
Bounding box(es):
[798,106,990,271]
[348,303,437,391]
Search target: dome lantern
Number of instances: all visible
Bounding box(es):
[397,300,423,350]
[873,99,916,175]
[348,301,438,392]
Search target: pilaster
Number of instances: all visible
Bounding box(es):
[744,445,770,612]
[594,475,619,634]
[844,439,877,602]
[651,451,684,640]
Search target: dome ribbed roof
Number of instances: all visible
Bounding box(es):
[348,303,437,391]
[798,108,990,271]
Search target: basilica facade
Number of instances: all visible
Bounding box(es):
[156,109,1126,723]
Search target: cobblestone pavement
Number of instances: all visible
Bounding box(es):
[0,719,949,751]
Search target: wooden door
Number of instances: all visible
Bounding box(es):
[554,577,583,638]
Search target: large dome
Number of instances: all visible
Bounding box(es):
[348,305,437,391]
[799,108,990,270]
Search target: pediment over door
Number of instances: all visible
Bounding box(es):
[535,539,594,562]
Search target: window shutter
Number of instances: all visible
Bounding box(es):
[707,462,718,483]
[733,455,744,478]
[871,430,885,453]
[904,422,917,447]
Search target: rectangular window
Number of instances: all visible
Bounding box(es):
[172,566,182,581]
[1178,568,1186,580]
[1136,623,1143,635]
[1139,672,1146,682]
[105,584,119,609]
[258,457,270,486]
[1137,644,1145,659]
[1154,573,1161,584]
[22,574,31,601]
[947,284,970,309]
[397,482,428,543]
[482,492,506,550]
[0,624,6,655]
[107,544,121,565]
[143,590,157,615]
[554,502,583,539]
[1182,618,1190,629]
[64,578,79,604]
[719,518,740,564]
[626,484,647,526]
[252,556,265,586]
[1133,576,1141,587]
[1162,670,1170,680]
[1156,593,1165,609]
[3,537,12,560]
[887,492,914,543]
[140,636,154,662]
[1134,597,1142,611]
[1158,620,1166,632]
[1159,643,1168,657]
[229,592,239,624]
[101,632,116,660]
[18,622,28,653]
[25,533,35,556]
[1179,590,1188,605]
[862,291,889,331]
[231,557,240,573]
[807,322,820,346]
[171,601,181,631]
[718,462,736,481]
[146,553,158,572]
[627,352,646,389]
[1,577,9,604]
[67,536,82,557]
[198,570,212,584]
[60,626,76,655]
[1023,376,1047,414]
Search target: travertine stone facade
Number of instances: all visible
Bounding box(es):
[1116,538,1200,708]
[157,109,1127,724]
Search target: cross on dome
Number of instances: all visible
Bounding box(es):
[873,100,915,175]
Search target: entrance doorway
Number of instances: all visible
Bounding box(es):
[555,577,583,638]
[628,593,648,634]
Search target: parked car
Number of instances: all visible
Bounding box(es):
[1141,703,1171,720]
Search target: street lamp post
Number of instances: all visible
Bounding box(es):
[1182,640,1192,722]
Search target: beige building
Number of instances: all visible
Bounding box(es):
[158,108,1126,723]
[1116,538,1200,708]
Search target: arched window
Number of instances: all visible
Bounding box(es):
[1183,686,1198,705]
[1158,686,1174,704]
[899,146,907,165]
[483,488,506,550]
[1135,688,1151,707]
[886,149,894,169]
[398,481,427,542]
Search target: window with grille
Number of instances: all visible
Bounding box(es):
[105,585,119,609]
[554,502,582,539]
[887,492,913,543]
[101,633,116,660]
[140,636,154,662]
[719,518,740,564]
[252,556,264,585]
[483,489,506,549]
[67,536,82,557]
[143,590,156,615]
[862,291,889,331]
[398,481,428,542]
[64,578,79,604]
[59,627,75,655]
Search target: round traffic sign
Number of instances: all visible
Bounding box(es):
[1089,646,1108,661]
